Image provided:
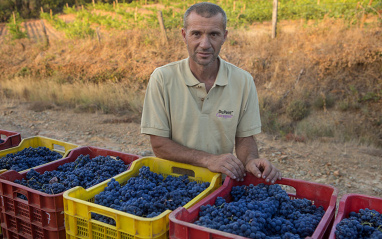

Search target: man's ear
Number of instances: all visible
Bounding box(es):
[223,30,228,43]
[181,28,186,42]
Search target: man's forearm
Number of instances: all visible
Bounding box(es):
[149,135,213,168]
[235,136,260,164]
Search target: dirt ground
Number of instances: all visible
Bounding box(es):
[1,100,381,205]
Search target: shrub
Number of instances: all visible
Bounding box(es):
[313,93,336,110]
[6,12,27,40]
[296,119,335,139]
[286,100,310,121]
[338,99,361,111]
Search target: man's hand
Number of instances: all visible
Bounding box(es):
[150,135,246,180]
[245,158,282,184]
[205,154,246,181]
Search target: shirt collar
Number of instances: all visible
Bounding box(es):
[184,56,228,87]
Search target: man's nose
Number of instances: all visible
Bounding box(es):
[199,35,212,49]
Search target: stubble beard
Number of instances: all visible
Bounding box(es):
[191,51,219,67]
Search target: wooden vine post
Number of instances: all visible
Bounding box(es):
[23,21,28,43]
[96,27,101,45]
[41,7,44,13]
[41,20,49,47]
[157,11,168,44]
[272,0,278,39]
[13,11,16,24]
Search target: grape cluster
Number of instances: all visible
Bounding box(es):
[0,147,63,172]
[14,154,129,195]
[194,183,325,239]
[335,208,382,239]
[0,138,4,144]
[92,166,210,225]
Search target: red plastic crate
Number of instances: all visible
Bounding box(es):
[0,130,21,151]
[0,212,65,239]
[328,193,382,239]
[0,146,140,235]
[169,174,338,239]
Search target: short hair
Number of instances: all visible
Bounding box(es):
[183,2,227,30]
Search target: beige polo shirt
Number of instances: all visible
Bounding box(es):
[141,57,261,155]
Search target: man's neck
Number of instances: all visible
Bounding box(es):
[189,58,220,92]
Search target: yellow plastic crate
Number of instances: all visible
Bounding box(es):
[63,157,222,239]
[0,136,79,174]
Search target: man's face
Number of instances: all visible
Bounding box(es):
[182,12,228,67]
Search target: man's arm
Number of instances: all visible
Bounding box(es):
[150,135,246,180]
[235,136,282,183]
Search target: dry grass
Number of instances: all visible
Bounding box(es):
[0,77,144,114]
[0,18,381,146]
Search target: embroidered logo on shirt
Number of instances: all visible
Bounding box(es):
[216,110,233,119]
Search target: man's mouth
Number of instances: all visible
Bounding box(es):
[197,52,212,57]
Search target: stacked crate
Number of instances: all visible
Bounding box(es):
[0,135,79,238]
[329,193,382,239]
[0,146,140,239]
[0,130,21,151]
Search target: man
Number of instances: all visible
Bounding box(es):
[141,2,281,183]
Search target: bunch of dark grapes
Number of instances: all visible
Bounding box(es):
[0,138,4,144]
[194,183,325,239]
[14,154,129,195]
[0,147,63,172]
[335,208,382,239]
[91,166,210,225]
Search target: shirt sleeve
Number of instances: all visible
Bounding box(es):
[140,70,171,138]
[236,78,262,137]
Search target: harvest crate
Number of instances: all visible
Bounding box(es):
[0,212,65,239]
[169,174,338,239]
[63,157,223,239]
[0,129,21,151]
[328,193,382,239]
[0,136,79,174]
[0,146,140,238]
[0,131,21,239]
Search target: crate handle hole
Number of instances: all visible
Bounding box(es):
[16,193,28,201]
[280,185,297,195]
[91,212,116,226]
[109,156,121,160]
[53,144,65,154]
[0,134,6,140]
[171,167,195,177]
